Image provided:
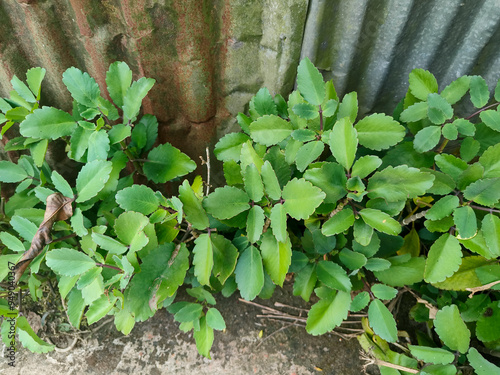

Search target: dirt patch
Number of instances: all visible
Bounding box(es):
[1,283,378,375]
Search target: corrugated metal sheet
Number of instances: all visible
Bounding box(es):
[2,0,500,160]
[301,0,500,116]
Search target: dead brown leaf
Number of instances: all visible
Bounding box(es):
[13,193,74,283]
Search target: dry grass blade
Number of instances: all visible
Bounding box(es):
[13,193,74,283]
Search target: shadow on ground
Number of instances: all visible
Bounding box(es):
[0,283,379,375]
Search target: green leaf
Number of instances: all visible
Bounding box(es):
[115,185,160,215]
[316,261,351,292]
[91,232,127,254]
[303,162,347,204]
[249,115,293,146]
[292,103,319,119]
[296,57,325,105]
[214,132,250,162]
[10,215,37,242]
[467,347,500,375]
[29,138,48,167]
[20,107,76,140]
[359,208,401,236]
[87,130,110,162]
[482,214,500,257]
[409,69,438,101]
[459,231,497,259]
[367,165,435,202]
[339,248,367,270]
[400,101,429,123]
[454,118,475,136]
[235,246,264,301]
[435,153,468,181]
[453,206,477,240]
[62,67,101,108]
[122,77,155,122]
[243,163,264,202]
[114,211,149,252]
[0,160,28,183]
[192,234,213,286]
[51,170,74,198]
[11,75,37,103]
[114,308,135,335]
[143,143,196,184]
[261,161,281,200]
[86,294,118,325]
[260,231,292,287]
[371,284,397,300]
[0,232,25,252]
[374,256,425,287]
[476,302,500,342]
[125,243,189,321]
[479,109,500,132]
[469,75,490,108]
[337,92,358,123]
[322,99,338,117]
[295,141,325,172]
[351,155,382,179]
[408,345,454,365]
[16,316,55,353]
[281,179,325,220]
[368,299,397,342]
[106,61,132,108]
[460,137,480,162]
[424,233,462,283]
[350,292,370,312]
[206,308,226,330]
[204,186,250,220]
[249,88,277,118]
[246,205,265,243]
[26,67,46,99]
[414,126,442,152]
[434,305,470,353]
[355,113,405,151]
[479,143,500,178]
[211,233,239,285]
[270,203,287,242]
[46,248,96,276]
[322,207,355,236]
[426,196,460,221]
[178,180,209,230]
[75,160,113,203]
[442,122,458,140]
[463,178,500,206]
[433,256,489,291]
[193,316,214,359]
[292,128,316,142]
[427,93,453,124]
[240,141,264,172]
[329,118,357,170]
[440,75,470,105]
[293,264,317,302]
[306,290,350,335]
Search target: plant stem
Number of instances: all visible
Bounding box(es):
[319,105,323,132]
[96,263,122,272]
[466,102,500,120]
[469,204,500,214]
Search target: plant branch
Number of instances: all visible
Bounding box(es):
[401,209,429,226]
[465,102,500,120]
[96,263,122,272]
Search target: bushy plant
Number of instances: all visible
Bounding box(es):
[1,59,500,373]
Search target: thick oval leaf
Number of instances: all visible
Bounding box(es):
[306,290,350,336]
[123,77,155,122]
[246,205,265,243]
[249,115,293,146]
[374,256,425,287]
[339,248,367,270]
[322,207,355,236]
[91,232,128,254]
[75,160,113,203]
[206,308,226,331]
[453,206,477,240]
[261,161,281,200]
[20,107,76,140]
[414,126,441,152]
[250,88,277,117]
[482,214,500,257]
[368,299,397,342]
[351,155,382,179]
[426,196,460,221]
[86,294,118,325]
[211,233,239,285]
[192,234,214,286]
[260,231,292,287]
[400,101,428,123]
[203,186,250,220]
[354,113,405,151]
[62,67,101,108]
[296,57,325,105]
[293,264,317,302]
[46,248,96,276]
[424,234,462,283]
[243,163,264,202]
[441,75,470,105]
[0,161,28,183]
[316,261,351,292]
[234,246,264,301]
[434,305,470,353]
[367,165,435,202]
[214,132,250,162]
[427,93,453,125]
[270,203,287,242]
[479,143,500,178]
[432,256,488,291]
[303,162,347,204]
[371,284,398,301]
[409,69,438,101]
[476,302,500,343]
[295,141,325,172]
[470,75,490,108]
[293,103,319,120]
[463,178,500,206]
[359,208,401,236]
[144,143,196,184]
[178,180,209,230]
[467,347,500,375]
[282,178,325,220]
[16,316,55,353]
[105,61,132,108]
[193,316,214,359]
[115,185,160,215]
[408,345,454,365]
[114,211,149,252]
[329,118,357,170]
[87,130,110,162]
[337,92,358,122]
